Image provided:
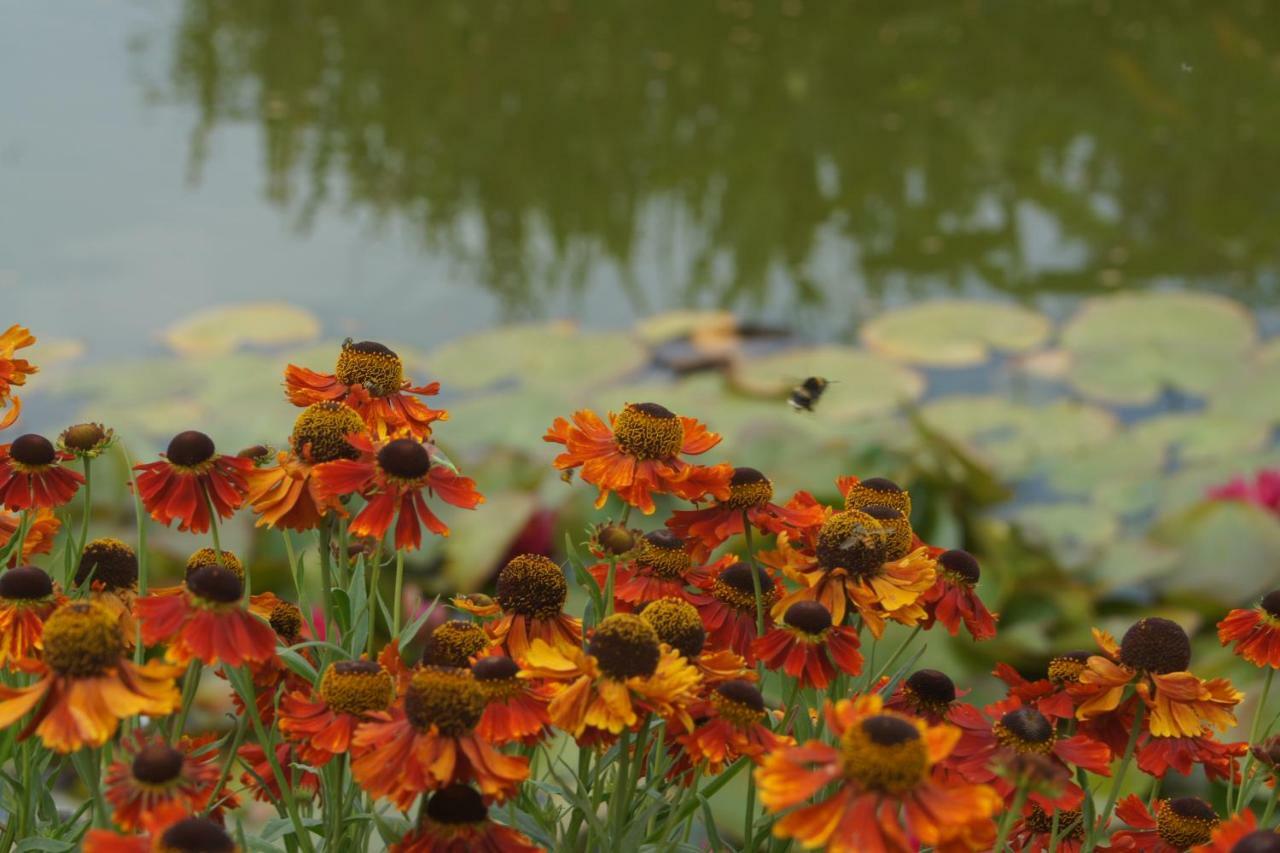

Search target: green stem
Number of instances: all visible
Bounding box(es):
[367,543,382,657]
[643,756,749,845]
[565,747,592,848]
[742,513,765,639]
[204,713,250,816]
[611,727,634,840]
[76,457,93,563]
[119,442,149,663]
[392,549,405,638]
[1236,666,1276,812]
[1261,777,1280,826]
[744,768,758,853]
[1089,701,1144,851]
[992,777,1028,852]
[869,626,921,690]
[318,516,334,649]
[170,659,203,738]
[602,556,617,620]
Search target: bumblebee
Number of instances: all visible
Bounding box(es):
[788,377,830,412]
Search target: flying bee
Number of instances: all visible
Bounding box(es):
[788,376,830,412]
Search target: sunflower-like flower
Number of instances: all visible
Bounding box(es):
[587,530,726,612]
[0,601,181,752]
[392,784,544,853]
[471,655,554,745]
[351,666,530,809]
[919,548,997,641]
[639,596,754,686]
[133,431,252,534]
[543,403,733,515]
[279,660,395,766]
[459,554,582,660]
[664,468,825,560]
[1007,804,1086,853]
[421,619,493,668]
[764,506,936,637]
[245,402,367,531]
[312,433,483,550]
[1219,590,1280,669]
[756,694,1000,853]
[519,614,702,740]
[0,565,65,668]
[84,806,236,853]
[58,422,116,459]
[686,562,779,662]
[285,339,447,439]
[752,600,862,689]
[994,651,1091,720]
[0,434,84,511]
[0,507,59,566]
[946,697,1112,811]
[884,668,969,726]
[679,679,793,773]
[136,564,277,667]
[1073,619,1242,739]
[103,732,229,831]
[1110,795,1219,852]
[0,324,37,429]
[838,475,913,516]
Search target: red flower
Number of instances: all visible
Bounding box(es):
[919,548,997,641]
[392,784,544,853]
[679,679,793,773]
[883,668,971,726]
[84,806,230,853]
[0,565,65,669]
[993,652,1089,720]
[133,431,251,534]
[687,562,779,663]
[279,660,395,766]
[752,600,862,689]
[1109,795,1219,852]
[136,565,277,668]
[1136,729,1246,783]
[586,531,725,612]
[239,741,320,803]
[471,655,553,746]
[285,339,447,440]
[0,508,59,566]
[1218,591,1280,668]
[544,403,732,515]
[0,434,83,511]
[665,469,825,560]
[312,434,483,550]
[1192,811,1271,853]
[103,732,230,831]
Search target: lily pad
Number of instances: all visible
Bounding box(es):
[438,491,540,591]
[861,300,1051,366]
[733,346,926,420]
[1153,500,1280,602]
[428,322,648,393]
[162,302,321,357]
[1010,503,1120,569]
[1205,355,1280,427]
[1128,412,1270,464]
[1061,292,1256,405]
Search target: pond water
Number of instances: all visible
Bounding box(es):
[5,0,1279,359]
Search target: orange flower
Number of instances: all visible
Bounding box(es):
[638,596,755,687]
[1192,811,1274,853]
[312,434,483,550]
[1110,795,1219,852]
[284,338,447,439]
[84,805,233,853]
[1137,729,1245,783]
[764,507,936,637]
[391,784,544,853]
[279,660,395,766]
[1218,591,1280,668]
[883,668,972,726]
[946,696,1112,812]
[665,469,825,560]
[239,741,320,803]
[0,507,59,566]
[1073,620,1241,739]
[0,601,181,752]
[586,530,725,612]
[756,694,1001,853]
[471,655,554,746]
[0,565,65,668]
[0,434,84,510]
[133,431,252,533]
[136,565,278,668]
[543,403,733,514]
[919,548,998,641]
[687,562,779,662]
[468,554,582,661]
[351,666,530,809]
[76,537,141,642]
[0,324,37,430]
[993,651,1090,720]
[103,732,230,831]
[752,600,862,689]
[226,592,313,722]
[679,679,793,773]
[518,615,702,740]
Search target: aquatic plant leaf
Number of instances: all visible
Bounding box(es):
[735,345,926,419]
[162,302,321,357]
[1010,502,1119,568]
[1153,500,1280,602]
[862,299,1051,366]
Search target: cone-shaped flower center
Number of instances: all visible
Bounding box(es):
[994,707,1055,755]
[816,510,887,575]
[471,655,520,682]
[61,423,107,452]
[724,467,773,509]
[336,339,404,396]
[158,818,235,853]
[404,667,486,735]
[131,742,185,785]
[319,661,393,715]
[291,402,365,463]
[711,563,778,612]
[613,402,684,460]
[166,431,216,467]
[1048,651,1091,685]
[424,783,489,826]
[1120,617,1191,674]
[42,602,123,677]
[186,565,244,605]
[635,530,692,580]
[640,597,706,659]
[1262,591,1280,619]
[903,669,957,713]
[268,601,304,644]
[0,565,53,600]
[845,477,911,516]
[496,554,567,618]
[10,434,56,467]
[185,547,244,582]
[1233,831,1280,853]
[589,613,661,680]
[712,679,766,728]
[938,549,980,586]
[840,713,928,794]
[377,438,431,480]
[1025,804,1083,839]
[783,600,833,636]
[1156,797,1217,850]
[76,538,138,590]
[424,620,490,668]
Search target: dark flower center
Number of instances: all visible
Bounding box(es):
[716,679,765,713]
[377,438,431,480]
[158,818,235,852]
[636,531,692,580]
[595,523,637,556]
[292,402,365,463]
[131,743,185,784]
[1157,797,1218,849]
[640,597,706,659]
[994,707,1055,754]
[186,565,244,604]
[588,614,661,680]
[471,655,520,682]
[862,715,920,746]
[783,601,833,635]
[904,669,956,706]
[61,423,106,451]
[1262,591,1280,619]
[725,467,774,509]
[1119,617,1191,674]
[712,563,778,612]
[424,783,489,825]
[10,434,56,466]
[613,402,684,460]
[166,431,216,467]
[76,538,139,590]
[938,549,980,585]
[1232,831,1280,853]
[268,601,303,643]
[185,547,244,581]
[845,476,911,516]
[319,661,393,715]
[404,667,486,735]
[0,565,53,600]
[496,554,567,618]
[423,620,490,668]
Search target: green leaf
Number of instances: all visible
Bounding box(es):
[862,299,1051,366]
[162,302,321,357]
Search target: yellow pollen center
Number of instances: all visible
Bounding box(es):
[636,540,692,581]
[710,691,765,729]
[335,342,404,397]
[993,720,1056,755]
[424,621,491,668]
[319,664,394,715]
[839,714,928,794]
[185,548,244,581]
[1156,800,1218,849]
[816,510,888,575]
[496,554,567,619]
[291,402,366,463]
[404,668,486,736]
[711,576,780,613]
[42,602,124,677]
[724,479,773,510]
[612,404,684,460]
[1048,657,1088,685]
[1026,805,1083,839]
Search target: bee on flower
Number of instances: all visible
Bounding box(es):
[0,565,65,669]
[285,338,448,439]
[752,600,863,689]
[103,732,233,831]
[391,784,543,853]
[544,402,733,515]
[0,324,38,429]
[133,431,252,534]
[279,660,396,766]
[0,433,85,511]
[664,467,825,560]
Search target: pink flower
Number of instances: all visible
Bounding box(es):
[1208,469,1280,516]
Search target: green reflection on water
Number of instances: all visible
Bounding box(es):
[168,0,1280,316]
